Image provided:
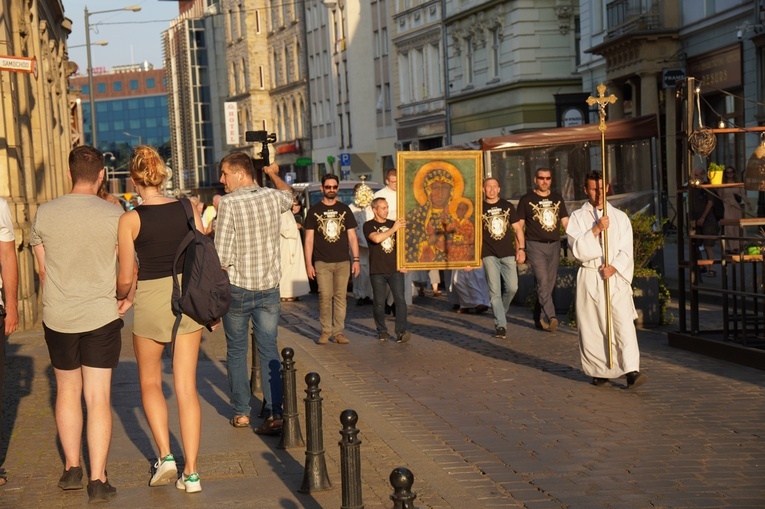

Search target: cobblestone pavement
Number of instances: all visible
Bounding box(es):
[0,291,762,508]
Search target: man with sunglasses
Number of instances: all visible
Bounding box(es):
[304,174,361,344]
[517,168,569,332]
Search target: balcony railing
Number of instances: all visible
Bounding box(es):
[607,0,662,38]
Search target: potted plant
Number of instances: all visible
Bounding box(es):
[564,211,673,328]
[631,211,673,326]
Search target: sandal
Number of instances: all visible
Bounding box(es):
[254,416,283,436]
[230,415,250,428]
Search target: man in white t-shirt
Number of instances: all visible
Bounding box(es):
[0,197,18,487]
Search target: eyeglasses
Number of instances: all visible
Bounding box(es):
[323,185,338,190]
[536,176,552,181]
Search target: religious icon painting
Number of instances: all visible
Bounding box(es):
[397,150,484,270]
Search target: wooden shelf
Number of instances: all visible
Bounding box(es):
[726,254,764,263]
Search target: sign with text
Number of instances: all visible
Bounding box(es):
[224,102,239,146]
[0,55,37,79]
[662,68,686,88]
[686,45,741,91]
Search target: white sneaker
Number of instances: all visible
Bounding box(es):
[176,472,201,493]
[149,454,177,487]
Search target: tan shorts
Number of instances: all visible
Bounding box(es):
[133,276,203,343]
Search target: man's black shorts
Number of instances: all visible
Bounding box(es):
[44,318,123,370]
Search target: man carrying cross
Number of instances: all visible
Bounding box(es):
[566,172,646,389]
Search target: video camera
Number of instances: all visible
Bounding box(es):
[245,130,277,165]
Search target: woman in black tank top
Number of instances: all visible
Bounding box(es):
[116,146,206,493]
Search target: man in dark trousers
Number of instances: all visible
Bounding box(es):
[364,197,410,343]
[304,174,361,345]
[517,168,569,332]
[480,178,526,339]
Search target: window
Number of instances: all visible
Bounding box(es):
[489,29,501,79]
[374,30,380,58]
[259,65,265,89]
[97,83,106,93]
[256,10,261,33]
[129,80,139,90]
[427,43,442,97]
[464,36,474,86]
[146,78,156,89]
[381,27,388,55]
[113,81,123,92]
[239,4,246,38]
[81,85,90,94]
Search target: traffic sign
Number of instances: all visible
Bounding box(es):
[339,153,351,166]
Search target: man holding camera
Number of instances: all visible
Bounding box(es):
[215,152,293,435]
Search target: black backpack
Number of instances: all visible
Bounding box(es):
[171,198,231,340]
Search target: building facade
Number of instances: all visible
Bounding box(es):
[444,0,583,144]
[392,0,446,151]
[163,0,228,193]
[0,0,74,329]
[267,0,312,182]
[305,0,396,182]
[69,65,170,192]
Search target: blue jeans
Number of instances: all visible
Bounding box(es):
[222,285,283,419]
[370,272,407,336]
[482,255,518,329]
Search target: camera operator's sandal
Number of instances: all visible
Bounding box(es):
[254,416,282,436]
[230,415,250,428]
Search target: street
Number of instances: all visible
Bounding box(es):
[1,291,763,508]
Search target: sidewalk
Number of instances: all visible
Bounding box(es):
[1,289,763,508]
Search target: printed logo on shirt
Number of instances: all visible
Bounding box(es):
[530,199,562,233]
[482,206,509,240]
[377,225,395,253]
[315,210,347,243]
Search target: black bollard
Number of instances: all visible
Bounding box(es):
[298,372,333,493]
[390,467,418,509]
[278,348,305,449]
[339,409,363,509]
[250,329,262,395]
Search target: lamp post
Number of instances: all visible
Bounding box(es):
[123,131,143,146]
[70,40,108,49]
[84,5,141,148]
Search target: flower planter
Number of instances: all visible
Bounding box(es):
[632,275,661,327]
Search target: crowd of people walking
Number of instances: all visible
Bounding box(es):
[0,145,653,502]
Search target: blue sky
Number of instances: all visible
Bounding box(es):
[64,1,181,74]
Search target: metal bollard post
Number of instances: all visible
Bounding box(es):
[278,348,305,449]
[390,467,418,509]
[339,409,363,509]
[298,372,333,493]
[250,328,262,395]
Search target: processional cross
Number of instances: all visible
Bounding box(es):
[586,83,618,368]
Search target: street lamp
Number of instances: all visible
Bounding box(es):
[123,131,143,146]
[70,40,108,49]
[85,5,141,147]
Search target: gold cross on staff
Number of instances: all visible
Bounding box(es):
[586,83,617,132]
